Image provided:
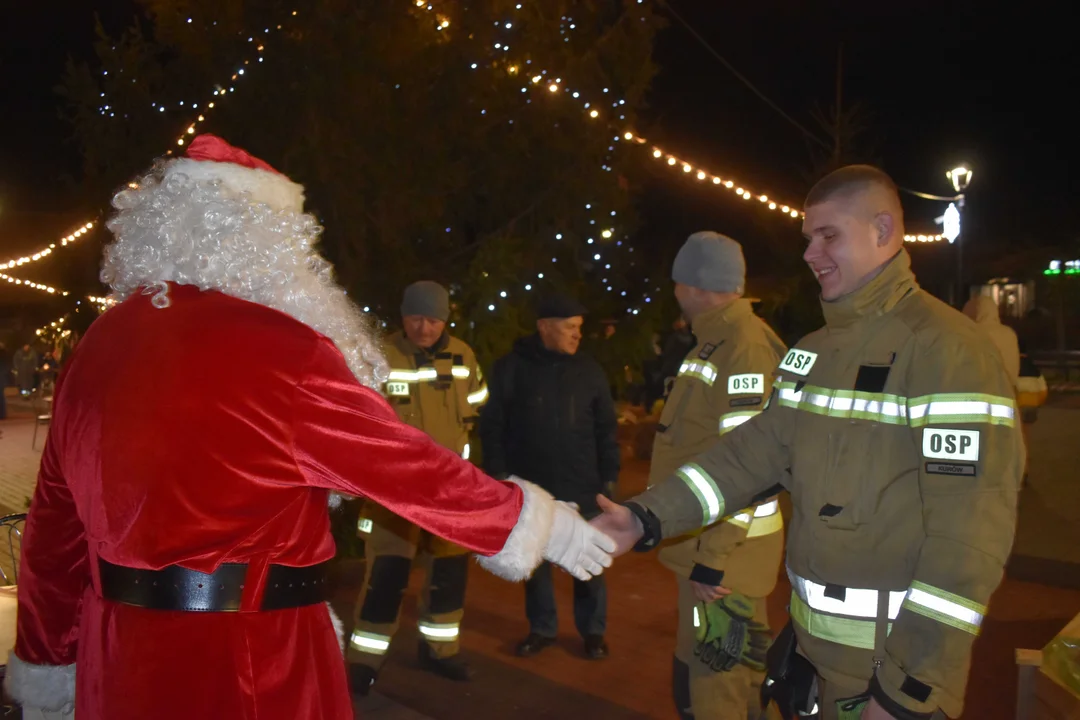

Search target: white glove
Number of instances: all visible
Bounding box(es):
[543,501,617,581]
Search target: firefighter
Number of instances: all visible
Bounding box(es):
[348,281,489,693]
[654,232,787,720]
[593,166,1024,720]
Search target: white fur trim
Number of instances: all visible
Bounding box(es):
[326,602,346,655]
[475,478,555,581]
[3,652,76,714]
[165,158,305,214]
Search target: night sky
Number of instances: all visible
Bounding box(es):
[2,0,1077,309]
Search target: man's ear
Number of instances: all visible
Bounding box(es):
[875,212,895,247]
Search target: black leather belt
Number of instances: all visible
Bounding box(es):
[99,558,330,612]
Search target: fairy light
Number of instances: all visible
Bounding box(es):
[904,234,945,243]
[0,272,70,296]
[0,222,96,271]
[35,314,70,338]
[165,10,300,151]
[459,10,805,225]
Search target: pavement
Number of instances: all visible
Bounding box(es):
[3,391,1080,718]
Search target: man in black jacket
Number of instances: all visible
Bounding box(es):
[480,294,620,660]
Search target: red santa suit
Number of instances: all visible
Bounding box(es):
[4,136,613,719]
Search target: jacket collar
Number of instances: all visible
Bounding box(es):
[690,298,753,339]
[395,330,449,356]
[820,249,918,330]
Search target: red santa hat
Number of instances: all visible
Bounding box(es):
[163,134,306,214]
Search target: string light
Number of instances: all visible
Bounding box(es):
[0,272,70,296]
[904,233,945,243]
[168,15,296,149]
[627,134,802,219]
[87,295,117,310]
[0,222,96,271]
[35,314,70,339]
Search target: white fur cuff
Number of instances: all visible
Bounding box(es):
[3,652,76,714]
[475,478,555,582]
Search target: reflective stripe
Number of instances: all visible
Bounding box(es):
[679,360,719,386]
[790,594,890,651]
[693,605,701,628]
[462,443,471,460]
[357,518,373,534]
[903,581,986,635]
[776,382,907,425]
[776,382,1016,428]
[718,410,759,435]
[350,630,391,654]
[731,499,781,529]
[753,500,779,518]
[451,366,471,379]
[908,393,1015,428]
[418,621,460,640]
[788,570,905,620]
[675,463,725,525]
[467,385,489,405]
[746,511,783,538]
[388,368,438,383]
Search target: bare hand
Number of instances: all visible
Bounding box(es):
[589,495,644,558]
[860,698,895,720]
[690,580,731,603]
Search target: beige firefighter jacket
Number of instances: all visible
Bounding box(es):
[631,251,1023,718]
[382,331,487,456]
[651,299,787,598]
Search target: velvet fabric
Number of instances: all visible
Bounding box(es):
[13,283,524,720]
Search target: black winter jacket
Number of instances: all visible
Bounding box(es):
[480,334,620,514]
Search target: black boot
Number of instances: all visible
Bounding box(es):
[584,634,609,659]
[516,633,556,657]
[348,663,378,696]
[418,641,474,681]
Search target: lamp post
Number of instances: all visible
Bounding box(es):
[946,166,972,306]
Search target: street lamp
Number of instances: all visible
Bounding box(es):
[947,166,972,193]
[945,165,972,305]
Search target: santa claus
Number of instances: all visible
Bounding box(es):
[3,135,615,720]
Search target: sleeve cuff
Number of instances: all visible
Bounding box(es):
[688,563,725,586]
[475,477,555,581]
[624,502,661,552]
[870,668,935,720]
[3,652,76,714]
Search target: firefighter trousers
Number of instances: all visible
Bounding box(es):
[816,675,946,720]
[348,508,470,671]
[674,576,772,720]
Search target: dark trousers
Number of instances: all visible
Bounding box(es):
[524,561,606,638]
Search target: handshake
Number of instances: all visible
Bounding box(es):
[540,493,648,581]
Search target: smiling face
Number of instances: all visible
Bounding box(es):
[801,174,904,301]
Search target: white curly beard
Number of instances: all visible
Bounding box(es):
[101,160,389,392]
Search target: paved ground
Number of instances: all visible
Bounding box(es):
[4,393,1080,718]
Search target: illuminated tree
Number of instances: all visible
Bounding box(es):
[61,0,662,369]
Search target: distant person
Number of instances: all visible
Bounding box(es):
[653,232,786,720]
[963,295,1020,387]
[348,281,488,693]
[481,294,620,660]
[13,344,38,397]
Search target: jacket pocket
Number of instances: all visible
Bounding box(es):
[820,424,877,530]
[657,381,693,447]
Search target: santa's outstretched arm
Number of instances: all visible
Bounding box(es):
[4,418,84,714]
[293,337,615,582]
